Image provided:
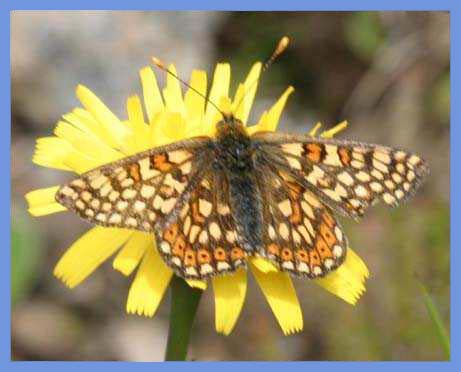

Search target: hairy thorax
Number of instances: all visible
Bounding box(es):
[214,118,254,173]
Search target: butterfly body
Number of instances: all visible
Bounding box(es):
[213,116,264,254]
[56,119,428,280]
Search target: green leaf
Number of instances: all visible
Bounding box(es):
[418,281,450,359]
[11,213,42,306]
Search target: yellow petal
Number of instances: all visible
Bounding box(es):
[186,279,207,290]
[126,95,151,153]
[321,120,348,138]
[126,247,174,317]
[248,86,294,134]
[251,257,278,273]
[233,62,262,124]
[63,108,109,143]
[149,112,171,148]
[204,63,230,131]
[32,137,73,171]
[212,268,247,335]
[250,263,303,335]
[139,66,164,124]
[47,119,122,173]
[155,112,187,145]
[27,202,67,217]
[219,96,232,116]
[264,86,294,131]
[184,121,207,138]
[54,227,132,288]
[76,84,129,148]
[126,95,146,128]
[184,70,207,121]
[25,186,67,216]
[113,232,151,276]
[246,110,268,136]
[63,151,106,174]
[308,122,323,136]
[54,121,122,164]
[315,248,369,305]
[163,64,186,116]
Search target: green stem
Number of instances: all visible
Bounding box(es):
[164,276,203,361]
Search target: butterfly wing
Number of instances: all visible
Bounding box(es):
[55,137,211,232]
[155,169,248,279]
[57,137,248,280]
[253,132,429,219]
[254,166,347,278]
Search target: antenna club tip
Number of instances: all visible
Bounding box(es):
[152,56,166,69]
[281,36,290,46]
[276,36,290,54]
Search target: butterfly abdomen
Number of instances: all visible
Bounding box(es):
[228,173,264,252]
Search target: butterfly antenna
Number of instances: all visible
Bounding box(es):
[152,57,228,120]
[234,36,290,114]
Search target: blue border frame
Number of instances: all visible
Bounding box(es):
[3,0,457,368]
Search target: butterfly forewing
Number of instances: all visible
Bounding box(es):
[253,132,429,219]
[55,137,211,231]
[56,138,248,280]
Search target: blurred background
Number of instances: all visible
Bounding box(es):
[11,11,449,361]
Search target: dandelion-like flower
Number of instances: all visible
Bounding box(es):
[26,59,369,336]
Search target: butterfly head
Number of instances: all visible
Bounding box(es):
[216,113,247,137]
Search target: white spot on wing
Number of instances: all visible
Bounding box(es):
[338,171,354,186]
[160,242,171,254]
[198,199,212,217]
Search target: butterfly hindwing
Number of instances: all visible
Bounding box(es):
[55,137,211,231]
[156,170,247,279]
[253,132,429,219]
[255,166,347,278]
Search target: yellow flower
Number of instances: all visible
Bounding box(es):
[25,60,369,336]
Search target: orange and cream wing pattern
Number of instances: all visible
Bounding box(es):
[253,132,429,218]
[55,138,210,231]
[255,171,347,278]
[156,173,247,279]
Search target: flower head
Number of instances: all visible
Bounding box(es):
[26,59,369,335]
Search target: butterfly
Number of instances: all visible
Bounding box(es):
[55,112,429,280]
